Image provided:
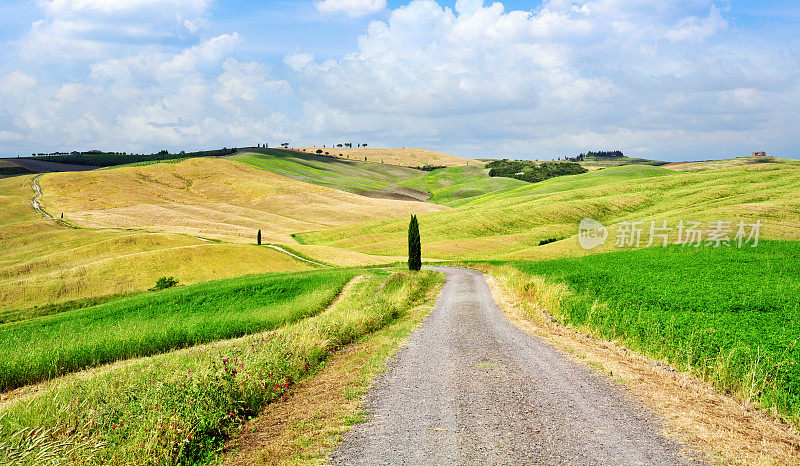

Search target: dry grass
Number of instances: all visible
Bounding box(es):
[487,267,800,465]
[664,156,799,172]
[0,160,22,168]
[39,157,447,244]
[0,174,314,311]
[289,245,407,267]
[222,277,444,465]
[295,147,475,168]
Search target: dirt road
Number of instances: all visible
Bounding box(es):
[332,266,695,464]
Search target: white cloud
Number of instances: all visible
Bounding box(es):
[22,0,212,62]
[315,0,387,18]
[4,16,295,153]
[0,71,37,95]
[287,0,800,160]
[2,0,798,160]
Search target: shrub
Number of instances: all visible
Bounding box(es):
[150,277,178,291]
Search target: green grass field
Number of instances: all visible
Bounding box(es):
[398,165,527,206]
[496,241,800,423]
[231,150,424,193]
[297,161,800,260]
[0,269,355,391]
[0,270,443,465]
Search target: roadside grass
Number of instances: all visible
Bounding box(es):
[231,150,424,193]
[0,270,442,465]
[494,240,800,425]
[296,162,800,260]
[0,269,354,391]
[223,273,444,464]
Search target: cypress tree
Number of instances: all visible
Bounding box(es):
[257,229,262,245]
[408,215,421,271]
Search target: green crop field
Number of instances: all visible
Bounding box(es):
[496,241,800,423]
[231,149,425,193]
[398,165,527,206]
[0,270,444,464]
[297,161,800,260]
[0,269,354,391]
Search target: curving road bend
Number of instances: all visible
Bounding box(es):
[331,266,696,465]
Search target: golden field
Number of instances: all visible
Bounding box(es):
[0,175,316,312]
[38,157,447,244]
[295,147,475,167]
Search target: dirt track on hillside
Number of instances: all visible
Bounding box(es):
[331,266,697,464]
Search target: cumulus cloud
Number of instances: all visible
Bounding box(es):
[315,0,387,18]
[2,1,296,153]
[21,0,212,61]
[2,0,798,160]
[288,0,800,159]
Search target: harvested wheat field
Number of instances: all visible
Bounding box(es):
[296,147,475,167]
[38,157,448,244]
[0,175,318,312]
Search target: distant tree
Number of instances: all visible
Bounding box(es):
[408,215,421,271]
[158,150,169,155]
[257,229,261,245]
[281,143,289,148]
[336,144,342,147]
[324,151,329,155]
[362,143,368,148]
[316,149,323,154]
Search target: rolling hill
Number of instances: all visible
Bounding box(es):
[38,157,447,244]
[294,147,475,167]
[296,161,800,260]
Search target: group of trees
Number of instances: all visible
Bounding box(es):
[29,147,237,167]
[486,159,588,183]
[570,150,624,161]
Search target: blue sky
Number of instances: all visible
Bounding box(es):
[0,0,798,161]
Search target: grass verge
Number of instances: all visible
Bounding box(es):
[223,270,445,464]
[487,266,800,465]
[0,269,442,464]
[492,241,800,426]
[0,269,354,391]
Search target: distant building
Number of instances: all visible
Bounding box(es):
[752,151,766,157]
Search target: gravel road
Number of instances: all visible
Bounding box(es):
[331,266,695,465]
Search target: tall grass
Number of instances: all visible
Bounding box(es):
[495,241,800,424]
[0,270,443,464]
[0,270,354,391]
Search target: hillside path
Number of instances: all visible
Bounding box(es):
[331,266,695,465]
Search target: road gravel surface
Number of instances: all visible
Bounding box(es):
[331,266,695,465]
